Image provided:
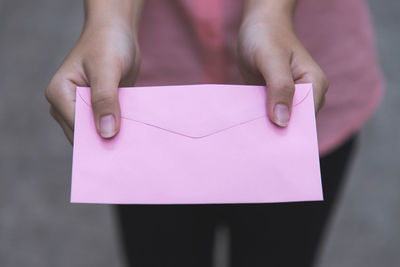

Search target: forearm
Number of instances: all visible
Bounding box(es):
[84,0,145,33]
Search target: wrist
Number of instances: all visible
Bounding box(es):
[84,0,144,35]
[242,0,297,29]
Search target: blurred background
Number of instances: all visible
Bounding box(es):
[0,0,399,266]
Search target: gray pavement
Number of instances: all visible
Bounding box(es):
[0,1,399,266]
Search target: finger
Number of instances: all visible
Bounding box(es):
[291,47,329,114]
[45,76,76,130]
[295,70,329,114]
[50,106,74,144]
[311,73,329,114]
[256,49,295,127]
[86,60,121,139]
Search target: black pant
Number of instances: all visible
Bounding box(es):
[116,136,357,267]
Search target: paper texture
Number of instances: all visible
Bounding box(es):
[71,84,322,204]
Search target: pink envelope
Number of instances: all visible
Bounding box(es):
[71,84,322,204]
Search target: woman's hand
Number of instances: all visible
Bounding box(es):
[237,0,329,127]
[45,0,143,143]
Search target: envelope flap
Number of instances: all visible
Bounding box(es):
[77,84,312,138]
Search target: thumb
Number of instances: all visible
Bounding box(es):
[87,62,121,139]
[256,50,295,127]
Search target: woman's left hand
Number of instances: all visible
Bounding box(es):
[236,0,329,127]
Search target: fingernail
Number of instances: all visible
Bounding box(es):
[274,104,290,127]
[100,115,115,138]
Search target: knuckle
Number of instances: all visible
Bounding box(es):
[320,73,329,92]
[91,92,116,110]
[269,80,295,98]
[45,80,57,103]
[313,69,329,93]
[45,75,64,103]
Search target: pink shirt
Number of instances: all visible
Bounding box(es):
[136,0,384,155]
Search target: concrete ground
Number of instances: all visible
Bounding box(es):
[0,1,399,266]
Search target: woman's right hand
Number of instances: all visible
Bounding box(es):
[45,0,142,143]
